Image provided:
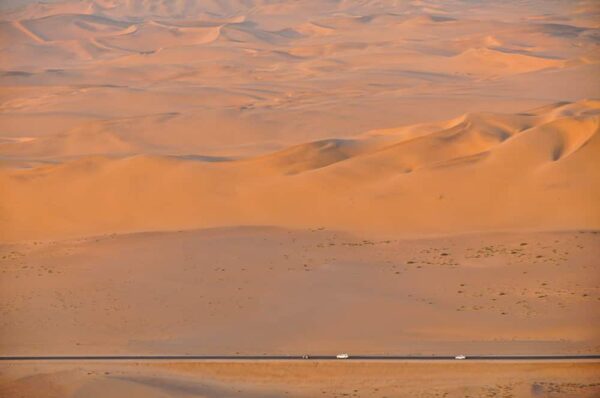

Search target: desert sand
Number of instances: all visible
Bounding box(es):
[2,99,600,241]
[1,227,600,356]
[1,0,600,241]
[1,0,599,396]
[1,360,600,398]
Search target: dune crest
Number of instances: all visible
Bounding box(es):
[1,100,598,241]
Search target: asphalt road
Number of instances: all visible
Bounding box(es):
[1,355,599,361]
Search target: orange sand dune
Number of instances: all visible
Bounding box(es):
[1,100,598,241]
[0,0,599,241]
[2,0,598,154]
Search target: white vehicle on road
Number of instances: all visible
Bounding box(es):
[336,353,349,359]
[454,355,467,360]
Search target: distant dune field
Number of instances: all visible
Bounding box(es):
[1,0,599,241]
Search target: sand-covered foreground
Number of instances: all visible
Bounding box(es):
[1,360,600,398]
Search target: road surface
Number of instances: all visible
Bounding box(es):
[1,355,599,361]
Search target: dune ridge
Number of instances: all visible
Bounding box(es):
[2,0,598,153]
[0,0,599,241]
[1,100,598,241]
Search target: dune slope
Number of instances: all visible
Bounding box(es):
[1,100,599,241]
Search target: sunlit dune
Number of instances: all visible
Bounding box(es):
[1,100,598,241]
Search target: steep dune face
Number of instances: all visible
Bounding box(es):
[448,47,566,77]
[1,101,598,241]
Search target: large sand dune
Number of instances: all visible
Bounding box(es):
[1,100,599,241]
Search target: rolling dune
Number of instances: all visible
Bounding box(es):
[1,100,599,241]
[2,0,598,149]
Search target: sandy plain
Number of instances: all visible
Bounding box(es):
[1,228,600,356]
[1,360,600,398]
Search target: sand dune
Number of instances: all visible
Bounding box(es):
[0,0,598,274]
[1,100,598,241]
[20,14,132,42]
[449,47,566,76]
[2,0,598,146]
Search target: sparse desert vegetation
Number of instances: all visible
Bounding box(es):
[1,228,598,356]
